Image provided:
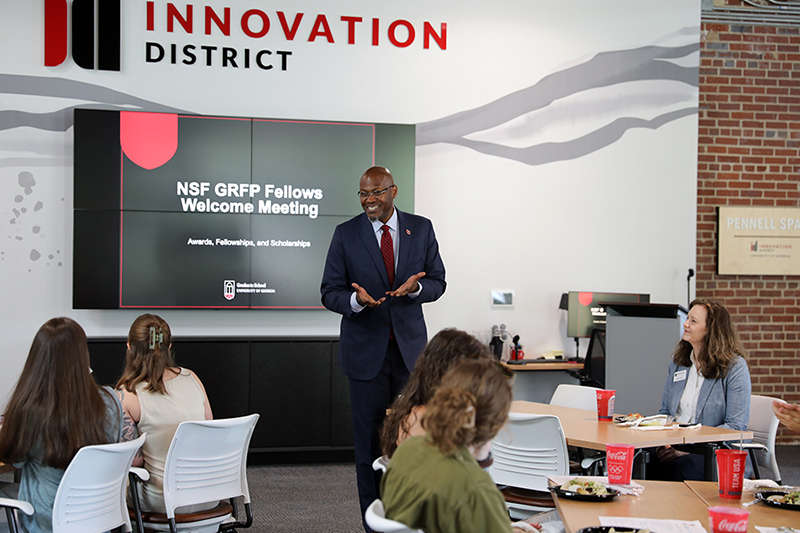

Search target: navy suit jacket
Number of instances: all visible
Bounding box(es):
[321,209,446,381]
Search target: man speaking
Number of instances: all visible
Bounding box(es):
[321,165,446,530]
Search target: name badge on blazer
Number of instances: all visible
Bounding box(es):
[673,369,687,382]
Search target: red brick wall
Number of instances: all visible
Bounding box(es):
[698,22,800,444]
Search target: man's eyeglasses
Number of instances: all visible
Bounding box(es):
[357,186,394,199]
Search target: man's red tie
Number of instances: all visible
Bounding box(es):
[381,224,395,287]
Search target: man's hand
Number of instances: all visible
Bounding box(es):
[352,282,385,307]
[386,272,426,298]
[773,400,800,434]
[656,445,689,462]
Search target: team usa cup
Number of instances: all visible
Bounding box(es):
[715,449,747,499]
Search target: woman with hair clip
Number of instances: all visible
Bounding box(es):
[381,358,531,533]
[116,313,213,513]
[653,298,751,481]
[0,317,126,533]
[380,328,491,459]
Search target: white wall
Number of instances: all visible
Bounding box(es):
[0,0,699,405]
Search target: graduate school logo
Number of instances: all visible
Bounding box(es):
[224,280,236,300]
[44,0,121,71]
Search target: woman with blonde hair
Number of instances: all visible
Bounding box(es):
[116,313,212,513]
[653,298,751,480]
[381,358,525,533]
[0,317,125,533]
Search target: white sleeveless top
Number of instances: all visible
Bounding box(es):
[135,367,207,513]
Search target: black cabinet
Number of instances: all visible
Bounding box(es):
[88,337,353,460]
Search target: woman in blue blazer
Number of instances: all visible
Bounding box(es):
[652,298,751,481]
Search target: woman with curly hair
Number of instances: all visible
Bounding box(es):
[379,328,491,459]
[653,298,751,480]
[380,358,528,533]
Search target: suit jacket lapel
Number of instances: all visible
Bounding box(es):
[395,209,410,284]
[357,214,391,287]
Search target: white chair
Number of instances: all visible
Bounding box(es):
[728,394,782,483]
[372,455,389,473]
[364,499,424,533]
[0,434,146,533]
[489,413,569,519]
[549,384,605,475]
[130,414,259,533]
[549,384,599,412]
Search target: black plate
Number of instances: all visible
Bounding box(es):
[548,485,620,501]
[755,491,800,511]
[576,526,644,533]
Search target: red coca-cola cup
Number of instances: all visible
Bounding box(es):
[716,449,747,499]
[605,443,634,484]
[595,389,616,421]
[707,506,749,533]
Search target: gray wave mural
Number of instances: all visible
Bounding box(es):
[417,42,700,165]
[0,41,698,168]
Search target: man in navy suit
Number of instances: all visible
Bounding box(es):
[321,166,446,529]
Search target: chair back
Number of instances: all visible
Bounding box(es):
[489,413,569,492]
[748,394,781,481]
[364,499,424,533]
[549,384,599,412]
[52,434,146,533]
[161,414,259,519]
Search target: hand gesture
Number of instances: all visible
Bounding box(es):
[386,272,426,298]
[773,400,800,434]
[352,282,385,307]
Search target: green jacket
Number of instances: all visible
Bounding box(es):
[381,436,512,533]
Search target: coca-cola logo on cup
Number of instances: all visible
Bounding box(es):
[714,518,748,533]
[607,451,628,461]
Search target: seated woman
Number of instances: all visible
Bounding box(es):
[380,328,491,459]
[381,358,527,533]
[0,317,125,533]
[652,298,751,481]
[116,313,213,513]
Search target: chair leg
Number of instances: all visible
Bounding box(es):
[128,472,145,533]
[748,449,761,480]
[5,507,19,533]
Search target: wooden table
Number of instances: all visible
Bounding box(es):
[511,401,753,451]
[552,479,798,533]
[511,401,753,479]
[551,480,712,533]
[685,480,800,531]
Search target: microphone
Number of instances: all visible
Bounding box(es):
[687,268,695,307]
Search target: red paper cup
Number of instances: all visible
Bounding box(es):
[595,389,616,421]
[708,506,749,533]
[605,443,634,485]
[716,449,747,499]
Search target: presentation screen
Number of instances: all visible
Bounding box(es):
[73,109,414,309]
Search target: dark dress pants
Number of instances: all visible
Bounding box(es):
[348,338,410,533]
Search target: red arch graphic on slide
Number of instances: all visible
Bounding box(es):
[44,0,68,66]
[120,112,179,170]
[578,292,594,307]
